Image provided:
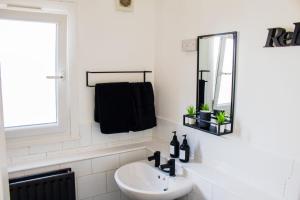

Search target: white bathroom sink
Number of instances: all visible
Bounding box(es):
[114,161,193,200]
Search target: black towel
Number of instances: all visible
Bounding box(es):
[130,82,156,132]
[94,82,132,134]
[198,80,206,107]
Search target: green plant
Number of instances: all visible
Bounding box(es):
[186,105,196,116]
[216,112,226,125]
[201,104,210,111]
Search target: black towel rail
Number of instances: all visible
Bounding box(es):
[86,70,152,87]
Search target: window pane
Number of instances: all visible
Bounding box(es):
[217,39,233,105]
[0,19,57,128]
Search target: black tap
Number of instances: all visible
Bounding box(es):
[160,159,176,176]
[148,151,161,167]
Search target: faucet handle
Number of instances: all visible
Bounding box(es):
[168,159,175,166]
[159,159,176,177]
[148,151,160,159]
[148,151,161,167]
[154,151,160,156]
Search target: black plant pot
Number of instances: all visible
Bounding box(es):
[198,111,211,129]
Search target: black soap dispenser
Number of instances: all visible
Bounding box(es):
[170,131,179,158]
[179,135,190,163]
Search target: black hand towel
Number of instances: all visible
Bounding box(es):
[198,80,206,107]
[94,82,131,134]
[130,82,156,132]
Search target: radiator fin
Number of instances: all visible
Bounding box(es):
[9,168,76,200]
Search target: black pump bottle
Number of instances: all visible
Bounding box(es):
[179,135,190,162]
[170,131,179,158]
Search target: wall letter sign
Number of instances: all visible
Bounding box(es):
[265,22,300,47]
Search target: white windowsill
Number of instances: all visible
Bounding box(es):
[7,141,152,173]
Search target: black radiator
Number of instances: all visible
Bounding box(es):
[9,168,76,200]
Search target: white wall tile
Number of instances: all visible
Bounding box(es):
[212,186,241,200]
[93,191,120,200]
[8,171,25,179]
[61,160,92,177]
[177,196,188,200]
[75,178,79,200]
[117,133,132,141]
[186,171,212,200]
[24,165,60,176]
[7,147,30,157]
[63,140,81,150]
[78,172,107,199]
[106,170,119,193]
[79,123,92,147]
[120,192,133,200]
[91,123,123,145]
[132,136,152,143]
[6,156,12,166]
[12,153,47,164]
[120,149,146,166]
[285,161,300,200]
[128,130,152,140]
[92,155,119,173]
[188,191,204,200]
[145,149,154,158]
[106,140,135,148]
[30,143,62,154]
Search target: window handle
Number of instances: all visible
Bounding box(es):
[46,75,64,79]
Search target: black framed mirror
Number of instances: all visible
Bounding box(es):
[184,32,237,136]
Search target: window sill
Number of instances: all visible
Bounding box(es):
[7,141,153,173]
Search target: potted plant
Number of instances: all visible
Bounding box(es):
[199,104,211,129]
[186,105,196,125]
[216,111,226,133]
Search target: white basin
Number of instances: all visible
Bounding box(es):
[114,161,193,200]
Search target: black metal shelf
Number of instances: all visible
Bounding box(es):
[183,114,232,136]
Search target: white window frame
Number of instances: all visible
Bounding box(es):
[0,9,70,138]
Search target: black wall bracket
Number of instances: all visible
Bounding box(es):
[86,70,152,87]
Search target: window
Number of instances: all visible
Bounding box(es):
[0,9,68,136]
[216,38,233,105]
[212,37,233,107]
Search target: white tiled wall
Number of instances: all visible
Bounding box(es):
[153,118,299,200]
[176,169,242,200]
[7,122,152,167]
[9,149,147,200]
[92,155,119,174]
[177,168,279,200]
[78,172,107,199]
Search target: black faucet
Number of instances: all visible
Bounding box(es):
[159,159,176,176]
[148,151,161,167]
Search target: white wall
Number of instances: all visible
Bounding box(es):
[3,0,300,199]
[77,0,157,124]
[5,0,157,166]
[153,0,300,199]
[0,76,10,200]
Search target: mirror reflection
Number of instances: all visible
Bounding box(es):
[181,31,238,135]
[197,32,236,117]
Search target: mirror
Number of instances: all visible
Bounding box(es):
[188,32,237,135]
